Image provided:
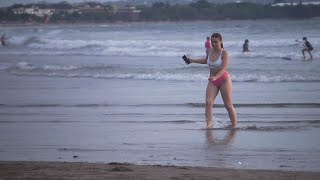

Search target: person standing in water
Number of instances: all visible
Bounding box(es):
[301,37,313,60]
[183,33,238,129]
[1,34,7,46]
[242,39,250,52]
[205,36,212,58]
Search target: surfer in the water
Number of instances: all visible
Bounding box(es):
[183,33,238,129]
[301,37,313,60]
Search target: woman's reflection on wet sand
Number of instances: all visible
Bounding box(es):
[205,129,237,146]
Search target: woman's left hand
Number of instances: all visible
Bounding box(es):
[208,76,216,82]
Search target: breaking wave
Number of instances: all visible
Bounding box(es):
[1,61,320,83]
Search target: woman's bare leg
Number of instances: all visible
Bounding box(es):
[205,81,219,128]
[220,77,238,128]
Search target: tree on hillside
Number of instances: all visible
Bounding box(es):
[273,0,286,3]
[190,0,211,9]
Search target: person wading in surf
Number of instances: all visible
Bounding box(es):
[1,34,7,46]
[183,33,238,129]
[205,36,212,58]
[242,39,250,52]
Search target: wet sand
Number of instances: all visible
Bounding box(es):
[0,161,319,180]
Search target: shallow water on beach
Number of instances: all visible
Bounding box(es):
[0,20,320,171]
[0,74,320,171]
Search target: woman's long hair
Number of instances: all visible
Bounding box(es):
[211,33,223,48]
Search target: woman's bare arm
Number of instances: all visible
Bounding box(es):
[189,57,207,64]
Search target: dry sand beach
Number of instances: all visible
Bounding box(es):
[1,161,320,180]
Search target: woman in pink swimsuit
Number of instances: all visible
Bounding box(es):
[184,33,237,129]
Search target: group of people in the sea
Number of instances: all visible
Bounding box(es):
[0,31,315,60]
[205,36,314,60]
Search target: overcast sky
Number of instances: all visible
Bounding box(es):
[0,0,122,7]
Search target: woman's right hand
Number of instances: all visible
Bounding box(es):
[184,58,191,65]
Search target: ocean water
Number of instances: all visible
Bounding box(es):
[0,20,320,171]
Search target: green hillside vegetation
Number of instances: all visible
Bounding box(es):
[1,0,320,23]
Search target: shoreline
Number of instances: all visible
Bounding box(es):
[0,161,319,180]
[0,18,318,27]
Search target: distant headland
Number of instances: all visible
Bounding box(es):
[1,0,320,24]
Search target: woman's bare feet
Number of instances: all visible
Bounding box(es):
[205,123,213,129]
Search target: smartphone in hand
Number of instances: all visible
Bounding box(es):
[182,55,191,65]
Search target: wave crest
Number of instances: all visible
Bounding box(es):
[2,61,319,83]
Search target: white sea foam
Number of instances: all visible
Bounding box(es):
[43,65,79,71]
[16,62,36,70]
[7,62,320,82]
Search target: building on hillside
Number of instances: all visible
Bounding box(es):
[77,4,106,14]
[12,6,54,17]
[114,6,141,21]
[272,1,320,6]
